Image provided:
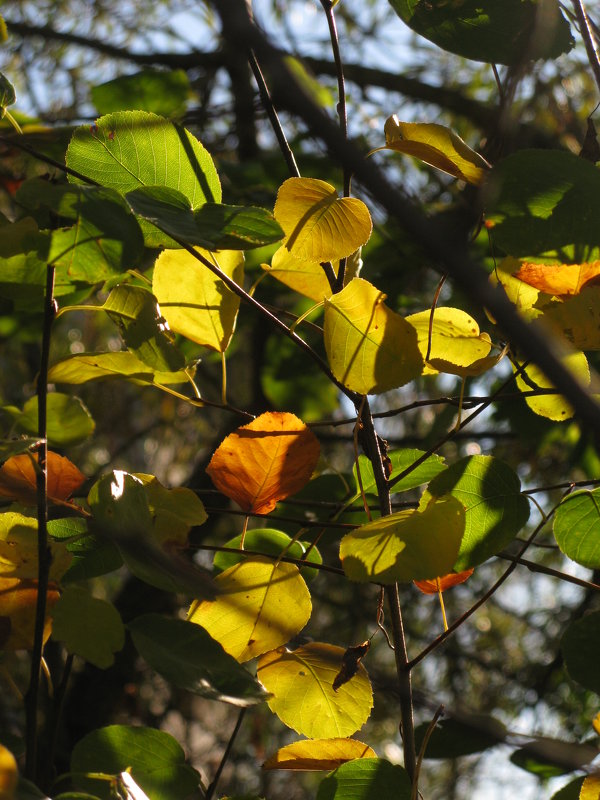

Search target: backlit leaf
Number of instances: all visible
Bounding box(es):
[263,247,333,302]
[0,512,72,580]
[9,394,95,447]
[128,613,268,706]
[92,69,191,117]
[414,568,474,594]
[274,178,372,263]
[206,412,320,514]
[51,586,125,669]
[553,489,600,569]
[339,495,465,584]
[213,528,322,582]
[381,118,489,184]
[562,610,600,693]
[0,744,18,800]
[422,455,530,569]
[48,517,123,584]
[134,474,207,548]
[580,774,600,800]
[48,351,191,386]
[324,278,423,394]
[316,758,411,800]
[515,351,590,421]
[0,577,59,651]
[352,449,446,498]
[263,739,376,771]
[66,111,221,247]
[515,260,600,296]
[488,257,544,323]
[188,558,311,662]
[152,247,244,352]
[0,452,85,506]
[0,438,42,463]
[540,287,600,350]
[257,643,373,738]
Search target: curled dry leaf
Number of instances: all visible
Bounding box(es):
[0,451,85,506]
[333,640,371,692]
[206,411,320,514]
[413,568,474,595]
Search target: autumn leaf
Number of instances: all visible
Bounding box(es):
[262,246,333,302]
[0,512,72,581]
[263,738,376,771]
[580,773,600,800]
[515,260,600,297]
[0,576,60,651]
[0,452,85,506]
[0,744,18,800]
[413,568,474,595]
[206,411,320,514]
[333,640,371,692]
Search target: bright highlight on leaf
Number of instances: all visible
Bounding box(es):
[48,351,191,386]
[263,247,333,302]
[488,257,544,323]
[515,260,600,296]
[153,247,244,352]
[263,739,376,771]
[274,178,372,263]
[340,496,465,584]
[206,411,320,514]
[515,352,590,421]
[257,643,373,738]
[379,117,490,185]
[0,452,85,506]
[188,558,311,662]
[324,278,423,394]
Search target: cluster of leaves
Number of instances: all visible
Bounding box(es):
[0,1,600,800]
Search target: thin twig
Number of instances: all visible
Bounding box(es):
[205,708,247,800]
[572,0,600,95]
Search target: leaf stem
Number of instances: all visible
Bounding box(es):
[205,708,246,800]
[571,0,600,95]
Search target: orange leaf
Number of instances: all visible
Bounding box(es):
[0,577,60,650]
[515,261,600,296]
[206,412,320,514]
[414,568,474,595]
[0,452,85,506]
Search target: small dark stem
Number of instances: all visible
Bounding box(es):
[388,584,416,783]
[572,0,600,95]
[25,264,56,781]
[205,708,247,800]
[44,654,75,788]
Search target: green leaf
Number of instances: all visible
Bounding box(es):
[352,449,446,497]
[323,278,424,394]
[316,758,411,800]
[102,284,185,372]
[66,111,221,247]
[553,489,600,568]
[51,586,125,669]
[135,473,207,547]
[48,517,123,583]
[414,715,505,759]
[8,394,95,447]
[0,438,42,463]
[340,495,465,584]
[388,0,573,65]
[71,726,201,800]
[485,150,600,259]
[550,778,586,800]
[47,351,191,386]
[510,748,570,778]
[422,455,530,569]
[128,613,269,706]
[0,71,16,112]
[561,609,600,694]
[213,528,322,581]
[88,470,153,540]
[92,69,191,117]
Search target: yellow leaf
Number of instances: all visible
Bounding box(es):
[0,744,18,800]
[206,411,320,515]
[0,577,60,651]
[406,307,503,377]
[339,496,465,584]
[382,117,490,185]
[515,260,600,297]
[274,178,372,263]
[323,278,423,394]
[515,351,590,421]
[257,643,373,738]
[593,712,600,735]
[263,738,376,771]
[188,558,311,662]
[488,257,544,324]
[262,246,333,302]
[540,286,600,350]
[580,773,600,800]
[0,512,71,581]
[152,247,244,352]
[0,452,85,506]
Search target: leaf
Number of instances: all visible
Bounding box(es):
[316,758,411,800]
[488,257,544,323]
[213,528,322,582]
[206,412,320,514]
[406,307,504,377]
[92,69,191,117]
[0,577,60,651]
[66,111,221,247]
[413,568,474,594]
[550,779,586,800]
[134,474,207,548]
[257,643,373,738]
[71,726,201,800]
[339,496,465,584]
[562,611,600,693]
[553,489,600,569]
[0,512,72,580]
[515,351,590,421]
[413,715,506,759]
[51,586,125,669]
[0,438,43,463]
[540,286,600,350]
[0,72,16,113]
[48,517,123,583]
[188,558,311,662]
[580,774,600,800]
[515,260,600,296]
[388,0,573,65]
[9,394,95,447]
[48,351,191,386]
[274,178,372,263]
[0,745,18,800]
[152,247,244,352]
[353,450,446,498]
[422,455,530,570]
[381,118,489,184]
[485,150,600,259]
[101,284,185,372]
[333,641,370,692]
[128,613,269,706]
[510,748,570,779]
[323,278,424,394]
[262,247,333,302]
[263,739,376,771]
[0,452,85,506]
